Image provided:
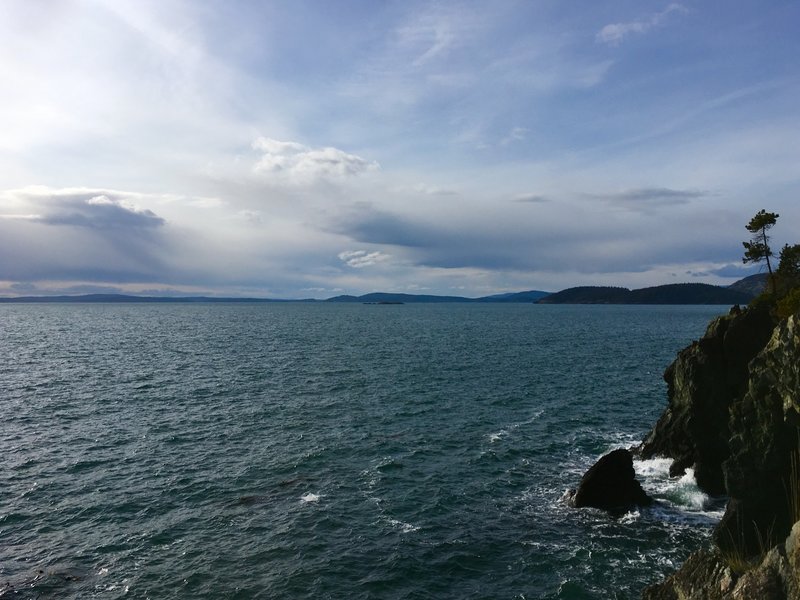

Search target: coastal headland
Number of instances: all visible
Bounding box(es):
[638,301,800,598]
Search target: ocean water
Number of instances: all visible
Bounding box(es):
[0,303,728,599]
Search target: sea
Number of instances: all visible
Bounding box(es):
[0,303,729,599]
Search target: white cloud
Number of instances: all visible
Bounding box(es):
[396,11,459,67]
[338,250,391,268]
[597,4,687,45]
[252,137,379,181]
[500,127,529,146]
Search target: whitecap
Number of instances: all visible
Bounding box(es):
[487,411,545,443]
[488,430,507,443]
[387,518,419,533]
[300,493,321,503]
[619,510,641,524]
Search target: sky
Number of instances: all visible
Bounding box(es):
[1,0,798,298]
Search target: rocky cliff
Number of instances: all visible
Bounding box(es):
[641,308,800,598]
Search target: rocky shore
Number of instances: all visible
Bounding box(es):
[637,305,800,598]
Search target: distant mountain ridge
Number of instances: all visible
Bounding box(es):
[0,291,552,304]
[0,280,761,305]
[326,290,551,303]
[726,273,768,297]
[0,294,310,303]
[537,283,754,305]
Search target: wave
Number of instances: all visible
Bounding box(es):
[634,456,725,523]
[486,410,545,443]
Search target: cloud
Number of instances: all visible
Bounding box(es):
[396,11,458,67]
[338,250,391,268]
[252,137,379,181]
[500,127,529,146]
[37,194,165,230]
[591,187,707,210]
[234,209,262,224]
[513,194,549,204]
[1,187,167,231]
[0,186,171,284]
[333,205,440,248]
[328,195,748,282]
[597,4,687,45]
[708,263,760,278]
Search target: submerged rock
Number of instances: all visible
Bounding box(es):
[571,448,652,515]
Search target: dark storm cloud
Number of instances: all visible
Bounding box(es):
[333,205,442,248]
[34,194,165,230]
[332,200,742,276]
[0,189,170,284]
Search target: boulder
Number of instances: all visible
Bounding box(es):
[571,448,652,515]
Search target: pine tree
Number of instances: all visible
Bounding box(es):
[742,209,779,294]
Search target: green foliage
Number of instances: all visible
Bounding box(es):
[778,244,800,280]
[743,240,772,265]
[745,209,780,235]
[720,547,754,575]
[776,287,800,319]
[720,519,774,575]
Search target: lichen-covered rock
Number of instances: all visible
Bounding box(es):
[642,548,735,599]
[730,547,787,599]
[643,543,797,600]
[639,304,775,495]
[570,448,652,515]
[783,521,800,599]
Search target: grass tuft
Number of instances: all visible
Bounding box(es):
[787,437,800,525]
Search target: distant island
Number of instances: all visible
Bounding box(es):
[326,290,551,303]
[536,281,757,305]
[0,275,767,305]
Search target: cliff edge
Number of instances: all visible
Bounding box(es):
[641,308,800,598]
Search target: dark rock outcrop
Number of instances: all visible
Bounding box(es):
[639,304,776,495]
[642,309,800,595]
[571,448,652,514]
[715,312,800,557]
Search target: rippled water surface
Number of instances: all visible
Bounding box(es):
[0,303,727,599]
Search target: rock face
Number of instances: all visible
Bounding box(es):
[642,309,800,595]
[571,448,652,514]
[643,537,799,599]
[639,304,776,495]
[642,549,736,599]
[715,311,800,556]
